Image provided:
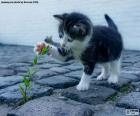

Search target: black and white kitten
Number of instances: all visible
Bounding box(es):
[35,12,123,91]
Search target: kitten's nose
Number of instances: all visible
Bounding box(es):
[62,43,66,47]
[61,40,67,47]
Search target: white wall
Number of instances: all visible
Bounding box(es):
[0,0,140,50]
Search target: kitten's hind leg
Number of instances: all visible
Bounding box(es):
[108,59,121,84]
[97,63,110,80]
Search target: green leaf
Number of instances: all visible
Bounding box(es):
[19,84,26,98]
[28,68,37,78]
[34,55,38,65]
[28,81,32,91]
[23,77,30,88]
[41,47,49,55]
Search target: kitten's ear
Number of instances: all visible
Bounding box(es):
[53,13,68,22]
[53,14,64,22]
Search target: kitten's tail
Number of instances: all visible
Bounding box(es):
[105,14,118,31]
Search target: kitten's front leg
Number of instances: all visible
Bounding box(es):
[49,45,74,61]
[34,42,73,62]
[76,64,95,91]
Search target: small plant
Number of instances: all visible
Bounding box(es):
[119,84,133,93]
[107,93,118,102]
[19,47,49,103]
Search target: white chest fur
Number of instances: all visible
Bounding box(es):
[68,38,90,59]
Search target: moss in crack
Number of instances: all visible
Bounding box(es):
[107,93,118,102]
[107,84,134,102]
[119,84,133,93]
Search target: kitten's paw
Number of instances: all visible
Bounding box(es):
[76,82,89,91]
[108,75,118,84]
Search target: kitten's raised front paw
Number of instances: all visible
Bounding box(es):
[76,82,89,91]
[108,75,118,84]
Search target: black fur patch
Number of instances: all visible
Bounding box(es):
[57,47,74,61]
[57,47,68,56]
[81,26,123,63]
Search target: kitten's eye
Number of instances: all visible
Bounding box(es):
[73,25,78,29]
[68,38,73,42]
[73,23,86,36]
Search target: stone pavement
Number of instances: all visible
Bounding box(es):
[0,44,140,116]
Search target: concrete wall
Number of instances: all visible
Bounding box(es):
[0,0,140,50]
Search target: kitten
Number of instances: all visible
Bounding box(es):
[35,12,123,91]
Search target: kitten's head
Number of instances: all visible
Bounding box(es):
[53,12,92,43]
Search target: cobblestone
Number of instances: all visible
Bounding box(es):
[0,44,140,115]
